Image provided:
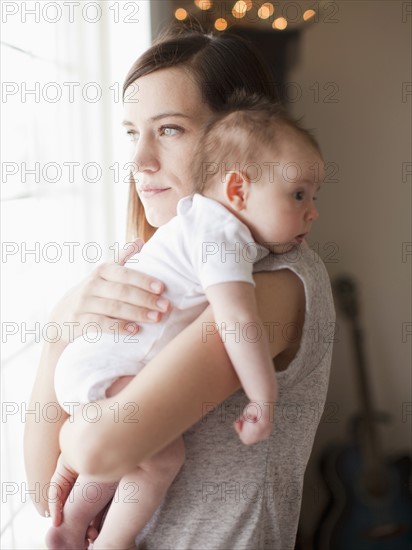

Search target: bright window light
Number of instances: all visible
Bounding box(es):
[1,2,151,548]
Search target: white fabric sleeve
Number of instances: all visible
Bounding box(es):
[190,219,256,290]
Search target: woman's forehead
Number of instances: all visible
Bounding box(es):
[123,67,207,123]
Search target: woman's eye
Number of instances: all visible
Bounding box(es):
[126,131,138,143]
[160,126,181,137]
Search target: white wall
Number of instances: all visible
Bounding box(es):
[287,0,411,536]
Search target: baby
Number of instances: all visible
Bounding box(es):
[46,97,323,549]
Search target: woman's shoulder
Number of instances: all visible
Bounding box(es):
[253,240,334,315]
[253,241,335,380]
[253,240,328,279]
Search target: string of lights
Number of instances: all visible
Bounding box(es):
[173,1,319,32]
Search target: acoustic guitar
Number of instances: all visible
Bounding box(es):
[314,275,412,550]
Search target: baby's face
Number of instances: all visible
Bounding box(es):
[244,128,324,254]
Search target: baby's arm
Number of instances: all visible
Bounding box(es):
[204,281,278,445]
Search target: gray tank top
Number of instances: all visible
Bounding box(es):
[136,241,335,550]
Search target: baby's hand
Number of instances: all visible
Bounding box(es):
[233,400,273,445]
[47,454,78,527]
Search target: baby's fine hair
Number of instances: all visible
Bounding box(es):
[192,93,321,193]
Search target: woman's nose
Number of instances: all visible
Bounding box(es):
[131,137,160,173]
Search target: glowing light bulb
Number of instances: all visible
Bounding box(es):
[273,17,287,30]
[303,9,316,21]
[194,0,212,10]
[232,1,247,19]
[258,3,274,19]
[175,8,188,20]
[214,17,228,31]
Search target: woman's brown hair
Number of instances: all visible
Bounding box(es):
[124,22,279,241]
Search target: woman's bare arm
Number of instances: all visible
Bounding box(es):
[23,340,69,516]
[23,241,168,516]
[60,269,305,481]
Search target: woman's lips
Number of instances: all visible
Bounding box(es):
[139,187,170,198]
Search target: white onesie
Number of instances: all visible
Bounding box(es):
[54,193,269,413]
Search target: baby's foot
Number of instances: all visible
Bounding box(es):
[92,541,137,550]
[45,524,88,550]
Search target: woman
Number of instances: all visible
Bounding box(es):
[24,26,335,549]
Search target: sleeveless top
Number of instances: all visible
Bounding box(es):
[136,241,335,550]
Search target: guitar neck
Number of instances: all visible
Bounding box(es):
[352,323,375,425]
[335,276,386,492]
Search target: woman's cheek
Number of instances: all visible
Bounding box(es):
[178,165,195,193]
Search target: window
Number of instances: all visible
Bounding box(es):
[1,2,151,547]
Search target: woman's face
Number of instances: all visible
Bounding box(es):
[123,67,213,227]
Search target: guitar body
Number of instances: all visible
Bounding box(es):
[314,276,412,550]
[315,443,412,549]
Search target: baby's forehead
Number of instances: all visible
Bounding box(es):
[260,133,322,163]
[258,135,325,183]
[274,123,319,149]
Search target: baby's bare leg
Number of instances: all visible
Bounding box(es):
[93,436,185,549]
[45,478,117,549]
[105,375,134,397]
[47,376,185,548]
[46,377,135,549]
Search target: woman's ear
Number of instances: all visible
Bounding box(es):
[224,171,251,211]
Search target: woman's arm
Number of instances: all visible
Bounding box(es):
[60,269,305,481]
[24,241,170,516]
[23,340,69,516]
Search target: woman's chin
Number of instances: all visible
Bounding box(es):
[145,211,175,228]
[146,218,161,229]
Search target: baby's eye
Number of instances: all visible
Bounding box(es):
[294,191,304,201]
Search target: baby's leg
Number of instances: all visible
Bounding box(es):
[45,477,117,549]
[105,375,134,397]
[46,377,134,549]
[93,436,185,550]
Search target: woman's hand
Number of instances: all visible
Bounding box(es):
[49,239,171,345]
[47,453,78,527]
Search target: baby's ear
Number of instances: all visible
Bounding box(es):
[224,171,251,211]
